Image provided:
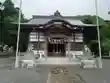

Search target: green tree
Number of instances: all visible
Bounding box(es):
[0,0,28,51]
[3,0,17,17]
[82,15,110,56]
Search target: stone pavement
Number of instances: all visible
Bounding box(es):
[47,67,85,83]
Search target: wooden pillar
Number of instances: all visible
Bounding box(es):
[36,32,41,59]
[68,37,71,60]
[44,36,48,60]
[73,32,76,54]
[73,32,75,43]
[37,32,40,54]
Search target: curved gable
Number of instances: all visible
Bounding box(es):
[44,19,73,29]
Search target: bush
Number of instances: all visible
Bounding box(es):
[88,40,99,57]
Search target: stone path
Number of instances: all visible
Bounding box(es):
[46,67,85,83]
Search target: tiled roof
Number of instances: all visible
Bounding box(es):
[12,11,99,27]
[28,15,85,25]
[27,14,99,27]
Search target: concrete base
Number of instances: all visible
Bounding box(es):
[98,58,103,68]
[15,55,20,68]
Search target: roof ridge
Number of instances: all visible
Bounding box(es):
[32,15,84,20]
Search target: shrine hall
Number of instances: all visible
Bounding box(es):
[12,11,99,57]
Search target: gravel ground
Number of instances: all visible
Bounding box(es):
[0,58,109,83]
[79,59,110,83]
[0,68,41,83]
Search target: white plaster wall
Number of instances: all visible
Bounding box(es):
[29,33,83,42]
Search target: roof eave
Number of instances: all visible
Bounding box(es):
[11,22,101,28]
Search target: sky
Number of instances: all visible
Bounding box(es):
[1,0,110,20]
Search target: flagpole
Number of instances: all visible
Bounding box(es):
[95,0,102,68]
[15,0,22,68]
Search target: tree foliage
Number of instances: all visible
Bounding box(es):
[82,15,110,56]
[0,0,28,51]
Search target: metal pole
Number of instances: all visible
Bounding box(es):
[15,0,22,68]
[95,0,102,68]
